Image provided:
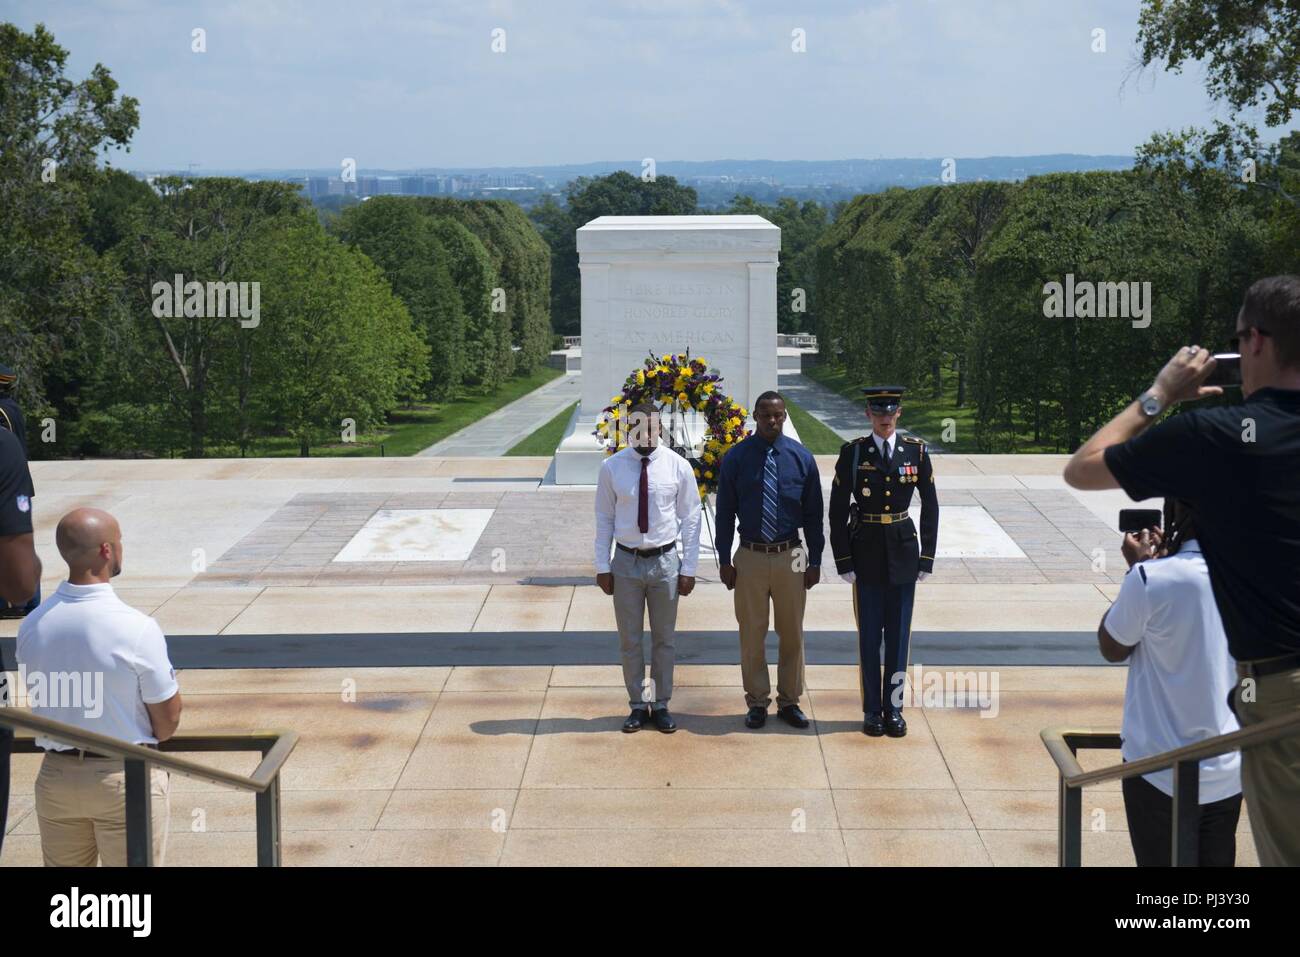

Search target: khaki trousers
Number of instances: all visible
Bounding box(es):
[733,546,807,709]
[35,754,170,867]
[1235,663,1300,866]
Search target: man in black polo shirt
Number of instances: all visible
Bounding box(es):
[1065,275,1300,866]
[0,362,38,618]
[0,426,43,858]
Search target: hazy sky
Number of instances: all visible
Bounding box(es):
[6,0,1256,170]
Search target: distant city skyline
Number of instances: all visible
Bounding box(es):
[6,0,1270,170]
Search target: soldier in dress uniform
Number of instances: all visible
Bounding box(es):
[828,386,938,737]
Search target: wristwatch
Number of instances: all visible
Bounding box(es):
[1137,389,1164,418]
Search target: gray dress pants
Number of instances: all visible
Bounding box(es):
[611,546,681,710]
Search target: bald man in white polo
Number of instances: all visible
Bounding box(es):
[17,507,182,866]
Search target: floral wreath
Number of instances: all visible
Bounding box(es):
[594,349,750,499]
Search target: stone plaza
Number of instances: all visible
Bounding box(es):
[0,453,1260,866]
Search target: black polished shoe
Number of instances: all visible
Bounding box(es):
[863,712,885,737]
[622,707,650,733]
[777,705,810,729]
[884,709,908,738]
[744,705,768,729]
[651,708,677,733]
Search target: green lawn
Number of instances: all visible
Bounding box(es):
[209,366,563,457]
[783,398,846,454]
[507,401,577,455]
[802,361,1055,454]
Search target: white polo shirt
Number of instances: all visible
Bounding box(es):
[16,581,179,751]
[1103,541,1241,803]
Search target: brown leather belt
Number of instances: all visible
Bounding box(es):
[739,539,801,554]
[617,542,675,558]
[1237,652,1300,679]
[45,743,159,760]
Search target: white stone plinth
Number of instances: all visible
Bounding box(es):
[555,215,781,485]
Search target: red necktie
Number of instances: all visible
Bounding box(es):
[638,455,650,534]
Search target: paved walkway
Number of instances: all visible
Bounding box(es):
[2,455,1229,868]
[778,371,938,448]
[417,373,581,457]
[0,664,1258,866]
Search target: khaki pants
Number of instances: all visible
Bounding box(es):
[35,754,170,867]
[1235,663,1300,866]
[733,546,807,709]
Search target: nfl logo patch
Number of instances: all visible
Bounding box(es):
[16,494,29,513]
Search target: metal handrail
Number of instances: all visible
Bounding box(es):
[1041,710,1300,867]
[1,707,297,866]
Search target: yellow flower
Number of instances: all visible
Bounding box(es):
[677,392,688,405]
[636,370,645,386]
[697,483,707,497]
[611,407,620,418]
[704,470,713,479]
[703,383,714,394]
[693,467,701,478]
[646,368,658,377]
[728,417,741,429]
[661,354,672,363]
[697,400,708,411]
[703,452,713,464]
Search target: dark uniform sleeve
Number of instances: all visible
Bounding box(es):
[917,442,938,574]
[0,431,33,537]
[828,442,855,576]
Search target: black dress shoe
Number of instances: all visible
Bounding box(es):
[651,708,677,733]
[884,709,908,738]
[744,705,767,729]
[777,705,810,729]
[863,712,885,737]
[623,707,650,733]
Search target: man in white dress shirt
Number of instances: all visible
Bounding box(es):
[594,403,702,733]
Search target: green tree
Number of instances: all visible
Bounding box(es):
[0,21,138,433]
[726,195,828,333]
[334,197,467,400]
[1137,1,1300,205]
[250,222,428,456]
[531,171,697,335]
[111,177,307,456]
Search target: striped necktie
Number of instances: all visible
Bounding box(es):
[761,446,780,541]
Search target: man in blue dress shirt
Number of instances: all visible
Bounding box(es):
[716,391,824,729]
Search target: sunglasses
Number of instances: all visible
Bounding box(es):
[1228,325,1272,351]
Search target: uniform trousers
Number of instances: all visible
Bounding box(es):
[852,581,915,715]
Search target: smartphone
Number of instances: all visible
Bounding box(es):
[1118,508,1162,534]
[1205,353,1242,387]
